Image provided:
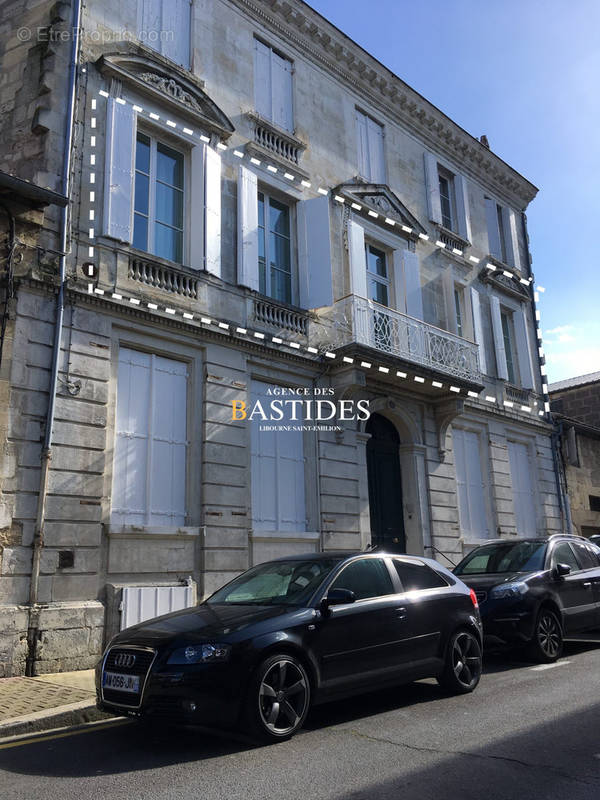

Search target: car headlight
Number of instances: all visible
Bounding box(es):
[489,581,528,600]
[167,644,231,665]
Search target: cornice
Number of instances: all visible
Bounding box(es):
[230,0,538,208]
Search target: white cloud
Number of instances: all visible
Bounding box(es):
[542,321,600,383]
[544,324,574,335]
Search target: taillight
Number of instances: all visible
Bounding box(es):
[469,588,479,608]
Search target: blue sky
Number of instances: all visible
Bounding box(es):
[307,0,600,383]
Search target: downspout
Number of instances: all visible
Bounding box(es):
[26,0,82,676]
[554,419,573,534]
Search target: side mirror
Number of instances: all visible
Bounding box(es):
[320,588,356,613]
[553,563,571,579]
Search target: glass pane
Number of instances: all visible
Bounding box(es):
[156,143,183,188]
[134,172,149,215]
[136,134,150,174]
[369,278,388,306]
[156,183,183,228]
[133,213,148,251]
[271,267,291,304]
[394,560,448,591]
[155,223,183,263]
[259,259,266,296]
[367,245,387,277]
[330,558,394,600]
[270,232,291,271]
[269,198,290,236]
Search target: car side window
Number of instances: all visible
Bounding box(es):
[393,560,449,591]
[329,558,394,601]
[571,542,597,571]
[551,542,581,571]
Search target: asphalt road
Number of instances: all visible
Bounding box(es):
[1,640,599,800]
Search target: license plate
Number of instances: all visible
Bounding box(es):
[103,671,140,693]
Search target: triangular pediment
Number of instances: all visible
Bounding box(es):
[98,54,234,139]
[335,181,427,236]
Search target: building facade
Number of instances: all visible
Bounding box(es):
[0,0,563,675]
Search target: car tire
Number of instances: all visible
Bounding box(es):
[527,607,563,663]
[245,653,311,742]
[437,629,482,694]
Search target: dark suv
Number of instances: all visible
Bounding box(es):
[453,535,600,662]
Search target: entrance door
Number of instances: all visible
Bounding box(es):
[366,413,405,552]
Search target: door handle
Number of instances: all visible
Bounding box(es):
[583,582,592,588]
[395,607,407,619]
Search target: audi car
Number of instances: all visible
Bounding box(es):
[97,552,482,741]
[454,535,600,662]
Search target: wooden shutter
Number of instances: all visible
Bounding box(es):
[392,249,406,313]
[423,152,442,224]
[508,441,537,536]
[490,295,508,380]
[403,250,424,320]
[237,165,259,291]
[454,174,471,242]
[103,98,135,243]
[367,116,385,183]
[348,219,367,297]
[254,39,272,120]
[355,110,369,180]
[297,195,333,309]
[189,142,205,269]
[139,0,161,53]
[502,207,522,270]
[470,287,488,374]
[162,0,190,67]
[271,49,293,132]
[204,145,221,278]
[485,197,502,259]
[513,305,535,389]
[453,428,488,539]
[442,268,458,334]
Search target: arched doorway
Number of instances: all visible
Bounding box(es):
[366,413,406,552]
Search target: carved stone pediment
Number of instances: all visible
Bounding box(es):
[97,54,234,138]
[334,181,427,237]
[479,265,531,301]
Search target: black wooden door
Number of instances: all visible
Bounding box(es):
[366,414,406,552]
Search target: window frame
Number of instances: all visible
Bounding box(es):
[365,241,391,307]
[438,167,457,232]
[257,187,296,305]
[454,284,465,338]
[133,128,187,265]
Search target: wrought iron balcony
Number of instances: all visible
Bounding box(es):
[333,296,481,382]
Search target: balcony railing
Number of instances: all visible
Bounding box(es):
[336,296,480,381]
[129,255,198,299]
[253,297,308,337]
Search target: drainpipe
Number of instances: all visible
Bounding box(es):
[26,0,82,676]
[553,419,573,534]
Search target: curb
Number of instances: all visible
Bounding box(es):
[0,700,111,740]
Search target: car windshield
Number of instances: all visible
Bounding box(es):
[455,542,547,575]
[207,558,342,606]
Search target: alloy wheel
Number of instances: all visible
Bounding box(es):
[537,612,561,659]
[258,658,309,736]
[451,631,482,689]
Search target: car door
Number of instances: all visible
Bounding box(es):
[549,541,595,633]
[314,557,408,692]
[570,540,600,629]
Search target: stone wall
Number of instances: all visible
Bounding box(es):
[551,382,600,428]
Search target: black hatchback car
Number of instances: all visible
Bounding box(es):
[454,535,600,662]
[97,552,482,741]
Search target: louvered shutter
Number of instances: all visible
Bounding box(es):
[367,116,385,183]
[403,250,424,320]
[355,111,369,179]
[513,306,535,389]
[297,195,333,309]
[204,145,221,278]
[348,219,367,297]
[271,49,293,132]
[189,142,205,269]
[485,197,502,259]
[162,0,190,67]
[502,207,522,271]
[237,165,259,290]
[490,295,508,380]
[254,39,272,120]
[454,174,471,242]
[103,98,135,243]
[423,152,442,224]
[470,287,488,374]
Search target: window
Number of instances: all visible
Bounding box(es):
[484,197,520,269]
[500,311,518,385]
[254,39,294,132]
[589,495,600,512]
[571,541,597,571]
[329,558,393,601]
[453,428,490,539]
[112,348,188,526]
[507,441,537,537]
[133,132,185,264]
[393,560,449,591]
[355,109,385,183]
[250,381,305,532]
[438,169,456,231]
[138,0,190,67]
[454,286,465,337]
[258,192,293,304]
[366,244,390,306]
[551,542,580,572]
[496,203,508,264]
[455,542,547,575]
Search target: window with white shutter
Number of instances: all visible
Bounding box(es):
[453,428,490,539]
[250,381,306,532]
[254,39,294,132]
[355,109,385,183]
[508,441,537,536]
[485,197,521,270]
[112,348,188,527]
[139,0,190,68]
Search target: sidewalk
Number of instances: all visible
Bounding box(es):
[0,669,110,739]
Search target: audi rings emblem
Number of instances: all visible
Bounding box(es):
[114,653,136,668]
